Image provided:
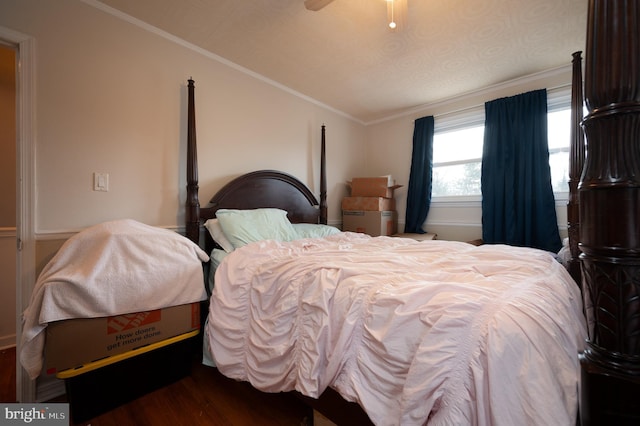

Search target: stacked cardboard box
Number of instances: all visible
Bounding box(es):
[342,176,401,236]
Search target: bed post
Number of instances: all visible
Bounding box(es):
[320,124,328,225]
[186,78,200,244]
[579,1,640,424]
[567,51,584,286]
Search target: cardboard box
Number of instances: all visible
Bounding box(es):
[349,177,402,198]
[342,196,396,211]
[342,210,397,236]
[44,302,200,375]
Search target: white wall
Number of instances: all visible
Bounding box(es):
[0,0,366,352]
[0,0,366,235]
[0,0,577,241]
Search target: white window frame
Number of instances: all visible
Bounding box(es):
[430,86,573,207]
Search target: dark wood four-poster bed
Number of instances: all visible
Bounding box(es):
[184,1,640,424]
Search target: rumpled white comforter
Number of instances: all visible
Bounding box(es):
[21,219,209,379]
[207,232,586,426]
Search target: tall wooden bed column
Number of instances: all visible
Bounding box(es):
[579,0,640,424]
[567,51,585,285]
[184,79,328,246]
[185,78,200,244]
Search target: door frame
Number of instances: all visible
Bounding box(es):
[0,25,36,403]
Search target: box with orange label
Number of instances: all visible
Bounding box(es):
[44,302,200,375]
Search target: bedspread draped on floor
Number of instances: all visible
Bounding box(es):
[206,233,586,426]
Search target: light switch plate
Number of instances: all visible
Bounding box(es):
[93,172,109,192]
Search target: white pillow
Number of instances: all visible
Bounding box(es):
[215,208,297,249]
[204,218,235,253]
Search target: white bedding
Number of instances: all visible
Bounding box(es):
[206,232,586,426]
[20,219,209,379]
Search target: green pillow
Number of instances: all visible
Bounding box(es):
[215,208,297,249]
[292,223,340,239]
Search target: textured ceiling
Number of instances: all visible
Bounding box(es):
[95,0,588,123]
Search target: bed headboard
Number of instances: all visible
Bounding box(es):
[200,169,321,223]
[184,79,328,250]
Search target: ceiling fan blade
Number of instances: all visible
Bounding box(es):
[304,0,336,11]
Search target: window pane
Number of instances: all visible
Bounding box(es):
[432,162,481,196]
[548,108,570,194]
[549,151,569,193]
[433,126,484,163]
[548,109,571,150]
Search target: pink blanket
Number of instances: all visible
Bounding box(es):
[207,232,586,425]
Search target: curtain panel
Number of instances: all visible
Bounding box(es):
[481,89,562,252]
[404,116,434,234]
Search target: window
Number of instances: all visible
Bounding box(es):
[431,89,572,199]
[547,108,571,194]
[432,125,483,197]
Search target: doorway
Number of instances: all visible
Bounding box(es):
[0,26,36,403]
[0,44,17,350]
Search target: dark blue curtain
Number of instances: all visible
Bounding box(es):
[481,89,562,252]
[405,116,434,234]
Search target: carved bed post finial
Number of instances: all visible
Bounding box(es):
[320,124,328,225]
[579,0,640,423]
[567,51,584,286]
[186,78,200,244]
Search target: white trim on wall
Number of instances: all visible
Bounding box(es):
[0,336,16,351]
[34,225,184,241]
[367,65,572,126]
[427,221,482,228]
[80,0,360,125]
[0,227,16,237]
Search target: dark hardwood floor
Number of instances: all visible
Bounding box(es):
[1,346,314,425]
[0,346,16,403]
